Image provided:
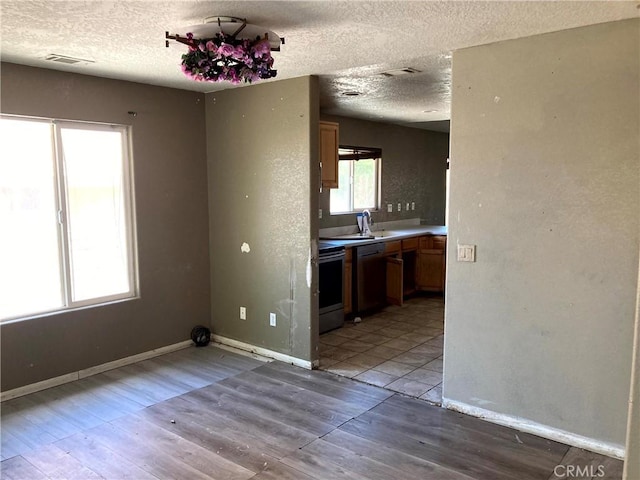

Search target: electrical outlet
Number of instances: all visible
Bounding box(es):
[318,208,322,219]
[387,204,393,213]
[269,312,277,327]
[240,306,246,320]
[397,203,402,212]
[406,202,410,211]
[411,202,415,211]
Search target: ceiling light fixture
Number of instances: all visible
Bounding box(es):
[166,16,284,84]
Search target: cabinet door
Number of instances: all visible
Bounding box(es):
[416,236,446,292]
[386,257,403,306]
[320,122,339,189]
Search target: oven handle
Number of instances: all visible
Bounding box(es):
[319,251,345,262]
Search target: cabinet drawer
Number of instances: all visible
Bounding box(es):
[419,235,447,250]
[385,240,401,255]
[401,237,418,251]
[433,236,446,250]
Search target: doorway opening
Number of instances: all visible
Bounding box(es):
[318,293,444,404]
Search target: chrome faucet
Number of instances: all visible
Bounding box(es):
[361,209,372,236]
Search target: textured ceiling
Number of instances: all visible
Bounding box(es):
[1,1,638,130]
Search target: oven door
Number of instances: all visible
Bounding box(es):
[319,250,344,314]
[318,249,345,334]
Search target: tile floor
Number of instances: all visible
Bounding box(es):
[319,294,444,404]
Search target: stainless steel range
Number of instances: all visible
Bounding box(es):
[318,241,345,334]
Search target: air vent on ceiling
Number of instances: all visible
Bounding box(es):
[44,54,94,65]
[380,67,421,77]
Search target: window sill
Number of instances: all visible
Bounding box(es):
[329,208,381,216]
[0,295,140,325]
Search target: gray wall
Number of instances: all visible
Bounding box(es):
[0,63,210,391]
[206,76,319,362]
[319,115,449,228]
[445,19,639,448]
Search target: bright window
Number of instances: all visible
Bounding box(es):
[330,147,381,214]
[0,116,137,321]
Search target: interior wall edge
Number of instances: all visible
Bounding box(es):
[623,251,640,479]
[443,398,626,460]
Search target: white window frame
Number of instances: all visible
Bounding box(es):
[330,146,382,215]
[0,115,139,322]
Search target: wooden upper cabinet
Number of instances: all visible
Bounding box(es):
[319,121,339,189]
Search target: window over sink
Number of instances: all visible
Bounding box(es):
[330,146,381,214]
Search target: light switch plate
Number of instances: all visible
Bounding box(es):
[457,244,476,262]
[318,208,322,219]
[240,306,246,320]
[411,202,415,210]
[387,204,393,212]
[269,312,277,327]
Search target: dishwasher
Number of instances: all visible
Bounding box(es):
[354,242,386,314]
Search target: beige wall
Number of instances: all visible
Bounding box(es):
[0,63,211,391]
[445,18,639,449]
[206,76,319,362]
[319,114,449,228]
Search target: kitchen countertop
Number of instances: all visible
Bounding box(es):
[319,225,447,248]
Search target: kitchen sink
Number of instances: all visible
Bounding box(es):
[320,235,374,240]
[320,230,401,241]
[371,231,396,238]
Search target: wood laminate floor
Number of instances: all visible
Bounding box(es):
[1,345,623,479]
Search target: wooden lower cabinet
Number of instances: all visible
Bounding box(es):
[341,235,445,316]
[344,248,352,314]
[386,256,403,306]
[416,235,446,292]
[401,237,418,296]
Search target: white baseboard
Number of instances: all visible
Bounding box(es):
[211,334,313,369]
[442,397,626,460]
[0,339,193,402]
[211,342,272,363]
[0,372,80,402]
[78,340,193,378]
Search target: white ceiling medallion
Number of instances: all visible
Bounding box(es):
[166,16,283,51]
